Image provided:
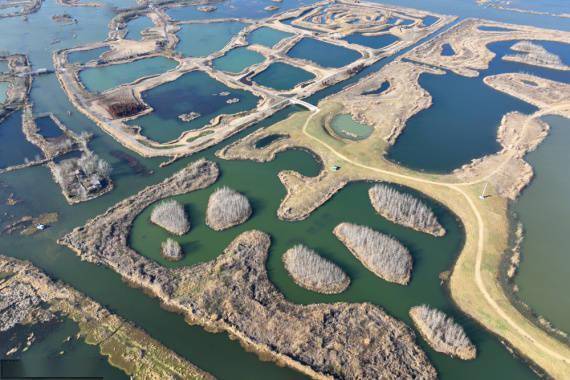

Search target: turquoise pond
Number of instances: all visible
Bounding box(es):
[344,33,400,49]
[79,56,178,93]
[0,81,8,103]
[175,22,245,57]
[387,39,570,173]
[251,62,315,91]
[0,111,44,168]
[248,26,293,48]
[212,47,265,73]
[330,114,373,140]
[125,16,153,39]
[127,70,259,143]
[287,38,362,68]
[67,46,109,65]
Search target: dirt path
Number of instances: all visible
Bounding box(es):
[300,109,570,365]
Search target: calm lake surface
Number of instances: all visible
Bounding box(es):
[1,0,569,378]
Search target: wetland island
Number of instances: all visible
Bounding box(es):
[1,0,570,379]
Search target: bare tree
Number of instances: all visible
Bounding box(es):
[410,305,476,360]
[334,222,412,285]
[206,187,251,231]
[283,245,350,294]
[161,238,184,261]
[151,200,190,235]
[368,184,445,236]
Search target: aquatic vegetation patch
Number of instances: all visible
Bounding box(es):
[150,200,190,235]
[206,186,251,231]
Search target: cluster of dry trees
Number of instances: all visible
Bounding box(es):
[410,305,476,360]
[369,184,445,236]
[283,245,350,294]
[334,223,412,285]
[508,41,563,67]
[52,153,112,199]
[206,187,251,231]
[161,238,183,261]
[150,200,190,235]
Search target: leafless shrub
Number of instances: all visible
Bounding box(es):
[161,238,183,261]
[151,200,190,235]
[410,305,476,360]
[283,245,350,294]
[369,184,445,236]
[206,187,251,231]
[51,153,112,201]
[506,41,563,67]
[334,222,412,285]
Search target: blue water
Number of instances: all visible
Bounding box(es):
[175,22,245,57]
[0,111,44,168]
[423,15,439,26]
[213,47,265,73]
[35,116,63,139]
[287,38,361,68]
[67,46,109,65]
[388,39,570,172]
[248,26,293,48]
[441,43,455,56]
[125,16,153,39]
[79,56,178,93]
[344,33,399,49]
[127,70,259,143]
[0,81,8,103]
[362,81,390,96]
[252,62,315,91]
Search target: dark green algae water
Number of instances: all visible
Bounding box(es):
[2,0,569,378]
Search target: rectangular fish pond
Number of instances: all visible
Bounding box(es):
[251,62,315,91]
[287,37,362,68]
[126,70,259,143]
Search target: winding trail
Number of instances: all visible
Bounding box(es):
[300,109,570,365]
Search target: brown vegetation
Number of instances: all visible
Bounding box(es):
[410,305,476,360]
[150,200,189,236]
[368,184,445,236]
[283,244,350,294]
[206,187,251,231]
[161,238,184,261]
[334,222,412,285]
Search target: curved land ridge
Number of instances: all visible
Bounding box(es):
[59,159,436,379]
[0,255,213,380]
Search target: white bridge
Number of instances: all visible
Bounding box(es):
[288,97,319,112]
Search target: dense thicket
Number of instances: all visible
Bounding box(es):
[368,184,445,236]
[161,238,183,261]
[283,245,350,294]
[150,200,190,235]
[334,223,412,285]
[206,187,251,231]
[410,305,476,360]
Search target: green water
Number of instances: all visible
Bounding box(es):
[126,70,259,143]
[248,26,293,48]
[212,47,265,73]
[330,114,373,140]
[0,81,8,103]
[252,62,315,91]
[513,116,570,334]
[287,37,362,68]
[175,22,245,57]
[1,0,569,378]
[79,56,178,93]
[0,111,44,168]
[2,319,126,379]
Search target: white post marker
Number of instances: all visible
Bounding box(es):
[479,182,488,200]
